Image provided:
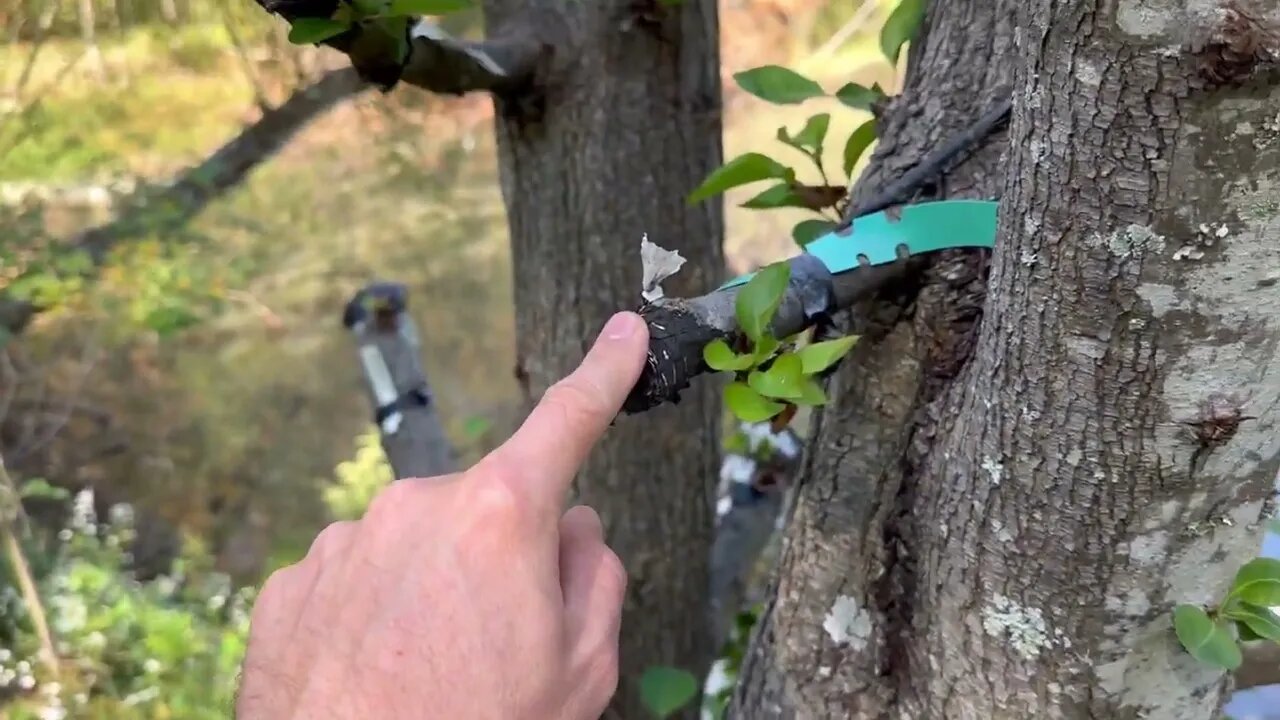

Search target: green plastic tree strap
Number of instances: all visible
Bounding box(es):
[720,199,998,289]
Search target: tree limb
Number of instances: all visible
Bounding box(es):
[622,94,1014,415]
[0,67,368,335]
[255,0,546,94]
[1236,641,1280,691]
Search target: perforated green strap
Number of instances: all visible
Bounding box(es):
[720,200,999,289]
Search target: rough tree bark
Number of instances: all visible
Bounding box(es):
[482,3,724,715]
[732,1,1280,718]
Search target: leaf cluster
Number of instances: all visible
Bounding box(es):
[703,263,857,427]
[1174,557,1280,670]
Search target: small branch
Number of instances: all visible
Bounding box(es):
[254,1,546,94]
[623,256,911,414]
[1236,640,1280,690]
[0,454,59,679]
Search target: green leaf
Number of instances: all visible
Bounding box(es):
[1236,618,1264,642]
[1172,604,1242,670]
[688,153,790,204]
[752,334,780,363]
[1231,557,1280,606]
[748,353,804,400]
[777,114,831,155]
[741,184,807,210]
[704,339,756,372]
[794,377,828,406]
[639,666,700,719]
[880,0,927,64]
[388,0,472,14]
[733,65,826,105]
[792,219,838,247]
[843,119,878,179]
[1223,602,1280,642]
[288,17,350,44]
[835,82,885,110]
[797,335,859,375]
[20,478,70,501]
[724,382,786,423]
[735,262,790,343]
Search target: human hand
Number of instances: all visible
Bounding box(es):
[235,311,650,720]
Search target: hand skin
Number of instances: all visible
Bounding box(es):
[235,311,650,720]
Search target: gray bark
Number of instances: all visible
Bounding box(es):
[732,1,1280,719]
[342,283,457,480]
[482,2,725,715]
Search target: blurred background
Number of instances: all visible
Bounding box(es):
[0,1,899,716]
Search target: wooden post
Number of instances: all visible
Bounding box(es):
[342,282,456,480]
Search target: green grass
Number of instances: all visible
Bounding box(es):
[0,23,257,181]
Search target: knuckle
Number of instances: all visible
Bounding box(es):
[469,474,523,522]
[363,478,427,523]
[306,520,354,561]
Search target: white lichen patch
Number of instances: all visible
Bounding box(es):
[981,455,1004,485]
[1116,0,1178,38]
[1094,224,1166,259]
[981,594,1065,660]
[1075,58,1102,86]
[823,595,872,649]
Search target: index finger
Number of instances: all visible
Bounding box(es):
[480,311,649,512]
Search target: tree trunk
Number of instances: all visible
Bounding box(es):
[483,1,725,715]
[734,1,1280,718]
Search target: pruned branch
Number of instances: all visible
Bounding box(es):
[622,257,912,414]
[255,1,546,94]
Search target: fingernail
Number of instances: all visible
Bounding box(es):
[602,312,639,340]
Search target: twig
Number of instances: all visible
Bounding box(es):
[7,0,63,101]
[253,1,545,94]
[0,453,60,679]
[807,0,880,60]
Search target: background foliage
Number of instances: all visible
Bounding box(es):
[0,0,935,715]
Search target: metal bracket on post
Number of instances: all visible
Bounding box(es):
[342,282,457,480]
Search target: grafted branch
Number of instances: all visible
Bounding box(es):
[255,0,547,94]
[623,94,1013,415]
